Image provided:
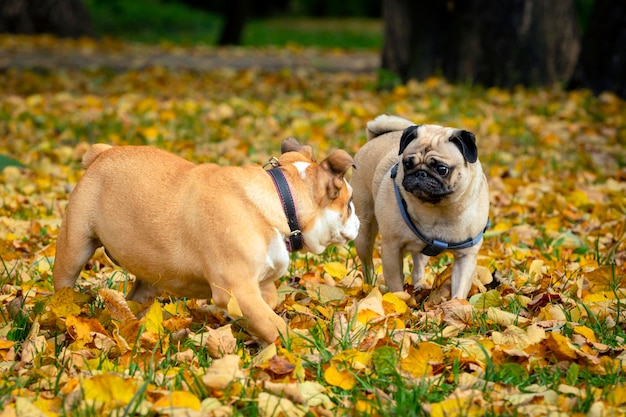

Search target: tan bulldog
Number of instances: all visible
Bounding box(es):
[53,139,359,344]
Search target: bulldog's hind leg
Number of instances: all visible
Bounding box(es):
[52,219,100,290]
[126,279,162,305]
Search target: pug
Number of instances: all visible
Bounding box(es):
[53,139,359,345]
[351,114,490,299]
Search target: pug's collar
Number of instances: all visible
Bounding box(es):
[266,158,304,251]
[391,164,489,256]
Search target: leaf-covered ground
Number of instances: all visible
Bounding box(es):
[1,36,625,416]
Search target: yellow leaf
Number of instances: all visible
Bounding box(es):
[427,397,483,417]
[584,266,616,292]
[573,326,597,343]
[356,308,381,324]
[324,364,355,390]
[143,301,164,335]
[48,287,81,318]
[83,374,138,405]
[163,300,189,317]
[66,315,108,342]
[332,349,372,370]
[382,292,408,314]
[323,262,348,279]
[15,397,48,417]
[0,339,15,349]
[400,342,444,378]
[607,384,626,406]
[252,343,278,368]
[583,291,617,303]
[545,332,578,361]
[227,291,243,318]
[153,391,201,411]
[140,126,159,141]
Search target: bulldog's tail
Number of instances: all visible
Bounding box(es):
[366,114,417,140]
[82,144,113,169]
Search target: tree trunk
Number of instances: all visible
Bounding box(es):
[568,0,626,99]
[217,0,249,46]
[0,0,92,38]
[381,0,447,81]
[381,0,581,88]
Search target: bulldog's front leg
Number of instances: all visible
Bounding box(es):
[212,281,288,345]
[450,250,479,299]
[260,280,278,309]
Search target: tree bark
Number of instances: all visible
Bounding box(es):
[0,0,92,38]
[568,0,626,98]
[381,0,581,88]
[217,0,249,46]
[381,0,447,81]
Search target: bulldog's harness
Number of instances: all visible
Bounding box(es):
[390,163,490,256]
[265,157,304,252]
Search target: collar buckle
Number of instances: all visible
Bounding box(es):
[264,157,279,169]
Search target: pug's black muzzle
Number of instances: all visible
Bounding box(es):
[402,170,452,203]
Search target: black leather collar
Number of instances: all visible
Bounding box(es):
[266,163,303,252]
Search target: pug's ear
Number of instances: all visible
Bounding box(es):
[398,125,419,155]
[450,130,478,163]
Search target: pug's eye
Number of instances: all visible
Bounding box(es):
[437,165,449,176]
[403,159,413,170]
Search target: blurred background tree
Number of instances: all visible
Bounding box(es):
[0,0,623,98]
[0,0,92,38]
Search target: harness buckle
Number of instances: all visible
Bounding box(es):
[287,229,302,237]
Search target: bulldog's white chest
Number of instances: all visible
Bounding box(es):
[260,228,291,283]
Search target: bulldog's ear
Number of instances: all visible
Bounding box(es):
[321,149,356,199]
[281,137,315,161]
[450,130,478,163]
[398,125,419,155]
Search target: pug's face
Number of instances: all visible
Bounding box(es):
[398,125,479,204]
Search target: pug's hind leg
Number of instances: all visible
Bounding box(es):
[411,252,430,291]
[380,240,405,293]
[355,216,379,284]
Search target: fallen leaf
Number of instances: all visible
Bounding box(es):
[48,287,80,318]
[202,354,244,390]
[153,391,202,411]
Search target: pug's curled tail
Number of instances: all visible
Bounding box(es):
[366,114,417,140]
[82,144,113,169]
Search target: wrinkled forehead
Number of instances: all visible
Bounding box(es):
[414,125,459,148]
